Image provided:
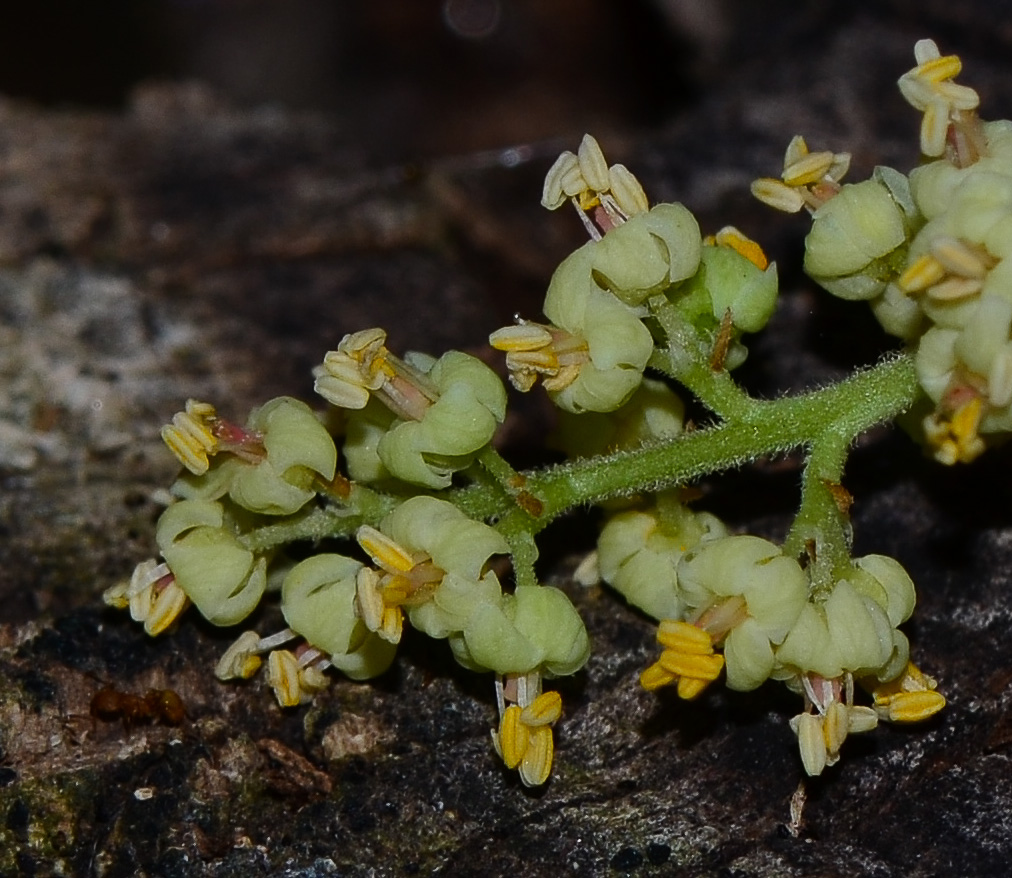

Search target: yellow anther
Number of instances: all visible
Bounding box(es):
[498,704,529,769]
[143,581,189,636]
[898,253,947,293]
[215,631,264,680]
[847,705,879,735]
[793,712,828,777]
[355,567,407,644]
[822,700,850,757]
[926,278,982,301]
[921,97,952,157]
[520,691,563,727]
[657,649,724,681]
[782,150,837,187]
[488,324,554,352]
[519,725,554,787]
[914,53,962,83]
[356,526,417,574]
[877,689,946,723]
[656,619,714,654]
[931,237,991,278]
[161,399,219,475]
[783,134,810,167]
[750,178,806,214]
[577,134,610,192]
[923,398,985,465]
[639,662,677,692]
[542,151,580,209]
[708,226,770,270]
[268,649,302,707]
[608,164,649,216]
[676,676,711,701]
[949,396,986,462]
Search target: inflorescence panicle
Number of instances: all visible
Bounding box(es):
[104,40,1012,791]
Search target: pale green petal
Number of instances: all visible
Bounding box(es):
[775,603,843,680]
[328,632,398,680]
[281,554,364,656]
[853,554,916,626]
[723,618,775,691]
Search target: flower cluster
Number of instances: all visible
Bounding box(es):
[102,41,990,791]
[758,39,1012,464]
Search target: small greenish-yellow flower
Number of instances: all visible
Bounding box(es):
[374,350,507,489]
[670,230,778,367]
[318,332,505,489]
[170,397,338,516]
[155,498,267,627]
[227,396,337,515]
[596,494,727,621]
[675,535,809,691]
[775,579,897,681]
[282,555,383,667]
[355,496,508,643]
[803,172,913,302]
[450,585,590,678]
[543,246,654,412]
[751,135,851,213]
[491,671,563,787]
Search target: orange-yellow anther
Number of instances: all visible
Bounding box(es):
[656,619,714,653]
[872,661,946,723]
[641,620,723,699]
[498,705,529,769]
[520,691,563,727]
[521,726,555,787]
[658,650,725,681]
[707,226,770,271]
[493,682,563,787]
[877,690,947,723]
[161,399,220,475]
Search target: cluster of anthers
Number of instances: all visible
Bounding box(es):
[897,38,982,161]
[491,672,563,787]
[541,133,648,238]
[750,135,851,214]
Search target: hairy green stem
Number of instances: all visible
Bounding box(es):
[239,354,918,556]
